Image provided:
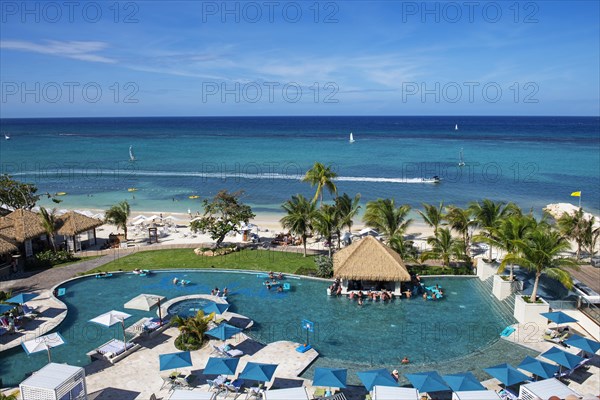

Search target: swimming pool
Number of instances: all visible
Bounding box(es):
[0,270,531,386]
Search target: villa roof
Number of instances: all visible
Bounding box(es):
[333,236,411,282]
[0,236,18,255]
[0,209,46,242]
[56,211,103,236]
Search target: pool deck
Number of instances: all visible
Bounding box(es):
[84,328,319,400]
[0,289,67,352]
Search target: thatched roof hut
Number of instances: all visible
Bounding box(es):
[333,236,410,282]
[56,211,103,236]
[0,209,46,242]
[0,237,18,255]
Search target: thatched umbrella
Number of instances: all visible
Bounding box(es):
[333,236,410,282]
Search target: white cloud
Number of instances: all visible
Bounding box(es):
[0,40,116,64]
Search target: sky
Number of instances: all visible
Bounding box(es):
[0,1,599,117]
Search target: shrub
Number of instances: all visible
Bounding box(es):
[0,290,13,302]
[174,333,204,351]
[31,250,75,269]
[314,255,333,278]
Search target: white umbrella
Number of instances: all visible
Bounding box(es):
[133,219,147,226]
[132,215,147,222]
[163,216,178,221]
[22,332,66,362]
[124,294,165,323]
[89,310,131,350]
[190,217,202,223]
[146,215,159,221]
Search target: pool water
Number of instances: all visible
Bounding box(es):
[0,271,524,386]
[167,298,215,319]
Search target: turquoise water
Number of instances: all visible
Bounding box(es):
[1,116,598,216]
[167,298,214,319]
[0,270,522,386]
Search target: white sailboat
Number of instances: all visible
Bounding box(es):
[129,145,136,161]
[455,124,459,131]
[4,134,10,140]
[349,132,355,143]
[458,148,465,167]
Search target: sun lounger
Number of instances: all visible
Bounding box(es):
[212,343,244,357]
[87,338,140,363]
[543,329,569,344]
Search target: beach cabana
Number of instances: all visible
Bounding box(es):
[334,236,410,295]
[373,385,419,400]
[19,363,88,400]
[264,387,310,400]
[518,378,582,400]
[0,208,47,258]
[452,390,501,400]
[56,211,104,252]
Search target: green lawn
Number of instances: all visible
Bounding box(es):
[53,256,102,268]
[88,249,318,275]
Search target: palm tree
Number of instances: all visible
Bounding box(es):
[418,202,445,236]
[302,162,338,206]
[469,199,519,260]
[501,226,577,302]
[39,207,58,251]
[422,228,458,267]
[105,201,131,240]
[583,216,600,259]
[312,204,338,257]
[445,205,476,257]
[280,194,317,257]
[335,193,361,233]
[557,208,586,260]
[362,199,412,245]
[486,214,536,281]
[389,235,418,262]
[334,193,361,249]
[171,310,215,351]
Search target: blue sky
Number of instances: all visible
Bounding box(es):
[1,1,599,117]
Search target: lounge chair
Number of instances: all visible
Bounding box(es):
[213,343,244,357]
[543,329,569,344]
[245,384,265,400]
[222,380,244,399]
[88,339,140,364]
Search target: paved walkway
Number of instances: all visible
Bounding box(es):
[0,250,136,294]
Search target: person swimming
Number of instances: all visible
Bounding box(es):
[173,277,179,285]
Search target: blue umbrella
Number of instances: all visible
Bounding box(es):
[313,367,347,389]
[203,302,230,315]
[442,372,485,391]
[541,347,585,370]
[159,351,193,371]
[0,304,15,313]
[205,323,242,341]
[238,362,278,382]
[517,356,559,379]
[357,369,398,391]
[204,357,239,376]
[540,311,578,325]
[6,292,39,304]
[565,334,600,355]
[406,371,450,393]
[484,363,529,386]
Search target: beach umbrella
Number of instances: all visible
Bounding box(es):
[6,292,39,304]
[540,347,585,370]
[357,369,398,391]
[564,334,600,355]
[442,372,485,391]
[484,363,529,386]
[517,356,559,379]
[21,332,66,362]
[202,302,230,315]
[313,367,347,390]
[517,356,559,380]
[159,351,193,371]
[540,311,578,326]
[204,357,239,376]
[406,371,450,393]
[0,304,15,313]
[238,362,278,382]
[89,310,131,350]
[205,323,242,341]
[124,293,165,323]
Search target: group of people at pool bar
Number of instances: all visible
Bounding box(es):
[328,274,444,304]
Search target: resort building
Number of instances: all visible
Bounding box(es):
[55,211,103,252]
[333,235,411,296]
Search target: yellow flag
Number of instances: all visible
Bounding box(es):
[571,191,581,197]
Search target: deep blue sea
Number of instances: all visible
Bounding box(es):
[1,116,599,216]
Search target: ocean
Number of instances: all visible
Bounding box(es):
[0,116,599,216]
